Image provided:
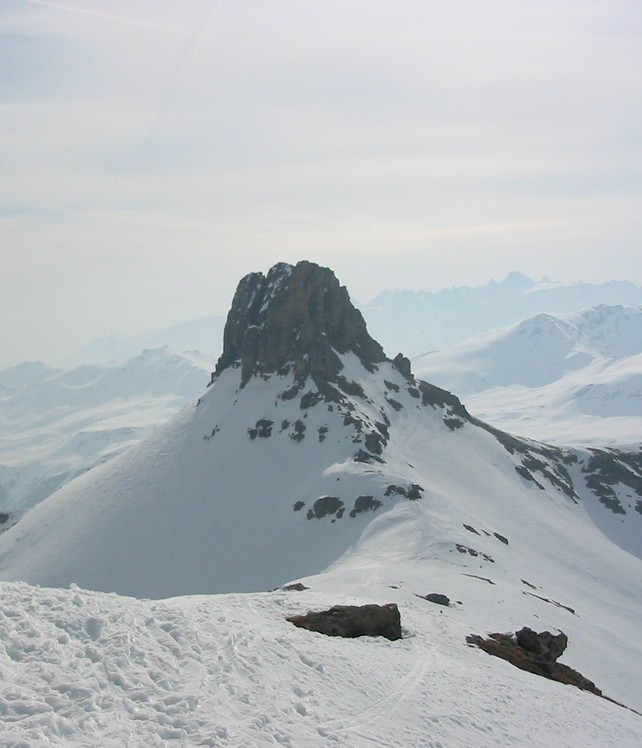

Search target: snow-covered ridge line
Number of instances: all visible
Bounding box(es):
[414,304,642,446]
[0,347,215,511]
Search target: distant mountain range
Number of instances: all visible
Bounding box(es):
[414,305,642,446]
[0,348,214,510]
[57,272,642,366]
[364,272,642,357]
[60,315,225,367]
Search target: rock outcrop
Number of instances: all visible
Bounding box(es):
[212,261,387,388]
[467,628,605,696]
[286,603,402,641]
[515,626,567,663]
[421,593,451,607]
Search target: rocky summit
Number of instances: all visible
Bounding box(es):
[213,261,388,389]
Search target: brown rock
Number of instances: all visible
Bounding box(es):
[212,261,386,388]
[467,629,602,695]
[287,603,402,640]
[515,626,567,663]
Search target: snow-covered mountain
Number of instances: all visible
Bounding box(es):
[4,276,640,516]
[1,262,641,744]
[365,272,642,358]
[414,305,642,446]
[59,315,225,368]
[0,347,214,511]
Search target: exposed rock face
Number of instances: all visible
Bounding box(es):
[515,626,567,663]
[286,603,402,641]
[213,261,387,387]
[467,628,607,698]
[582,448,642,515]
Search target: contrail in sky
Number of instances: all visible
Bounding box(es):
[143,0,227,150]
[20,0,177,30]
[21,0,229,154]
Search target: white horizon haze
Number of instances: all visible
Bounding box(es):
[2,1,641,367]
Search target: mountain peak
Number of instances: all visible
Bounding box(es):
[500,271,535,289]
[213,261,387,387]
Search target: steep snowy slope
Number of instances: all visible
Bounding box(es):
[413,305,642,445]
[0,348,213,511]
[462,356,642,446]
[1,261,641,732]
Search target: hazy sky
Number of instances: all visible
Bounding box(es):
[2,0,641,367]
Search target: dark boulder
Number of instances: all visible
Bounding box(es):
[306,496,344,520]
[349,495,382,517]
[467,628,603,696]
[287,603,402,641]
[515,626,567,663]
[423,593,451,606]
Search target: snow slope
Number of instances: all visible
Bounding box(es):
[1,350,641,710]
[0,348,214,511]
[414,305,642,446]
[366,273,642,358]
[2,577,641,747]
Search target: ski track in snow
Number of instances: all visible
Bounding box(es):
[1,582,642,747]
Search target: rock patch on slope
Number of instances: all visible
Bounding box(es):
[467,627,606,697]
[287,603,402,641]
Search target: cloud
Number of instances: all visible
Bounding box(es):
[1,0,641,365]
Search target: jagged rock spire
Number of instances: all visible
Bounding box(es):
[213,261,387,387]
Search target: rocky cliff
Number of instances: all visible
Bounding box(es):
[212,261,388,389]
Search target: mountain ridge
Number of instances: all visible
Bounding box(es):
[0,261,640,588]
[414,304,642,446]
[366,274,642,357]
[0,261,641,725]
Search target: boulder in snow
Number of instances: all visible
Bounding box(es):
[287,603,402,641]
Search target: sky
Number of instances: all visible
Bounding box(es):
[1,0,641,367]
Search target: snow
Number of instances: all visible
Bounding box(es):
[1,577,641,747]
[0,362,424,597]
[0,347,215,511]
[1,348,642,746]
[414,305,642,446]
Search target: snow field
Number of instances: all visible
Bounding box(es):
[1,581,641,748]
[413,306,642,446]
